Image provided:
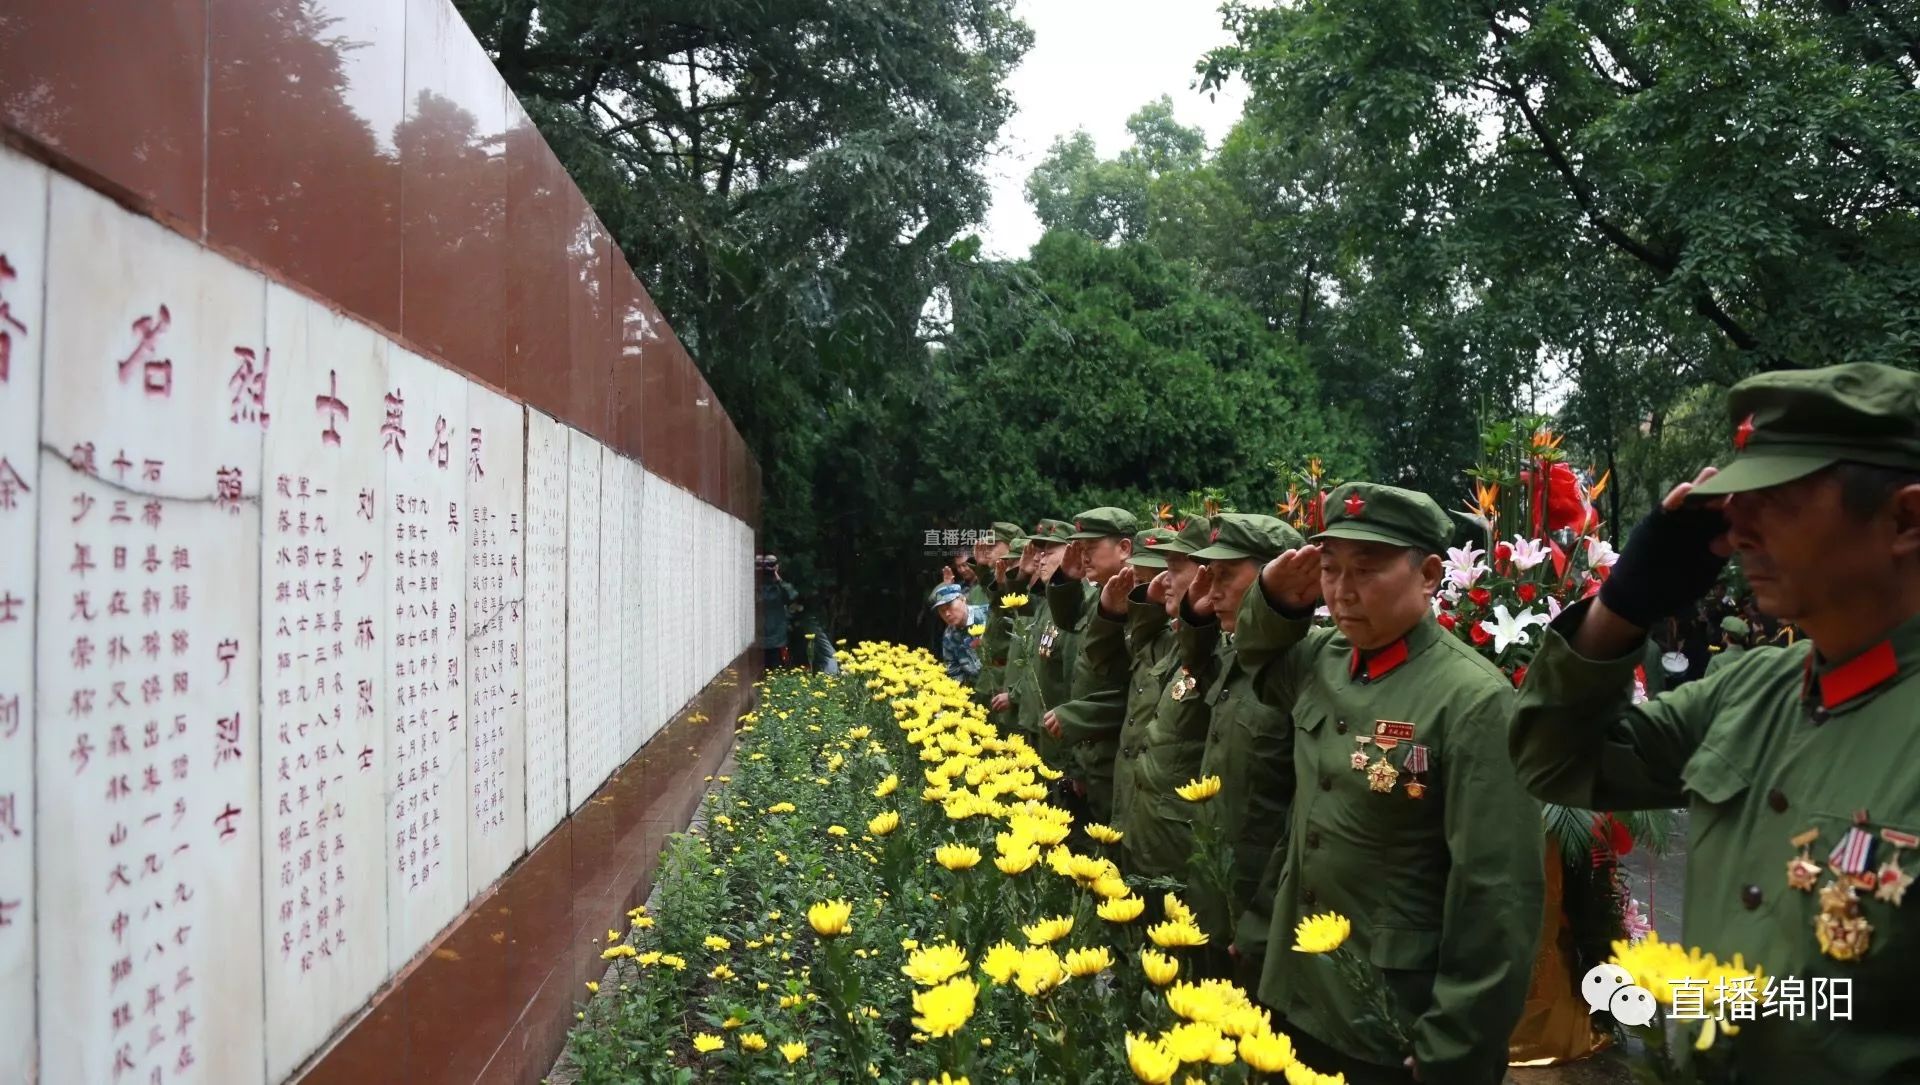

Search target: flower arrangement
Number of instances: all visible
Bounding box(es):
[1605,934,1771,1083]
[567,643,1345,1083]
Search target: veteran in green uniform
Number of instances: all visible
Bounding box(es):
[1080,518,1211,857]
[1237,482,1543,1085]
[1008,518,1074,745]
[1704,614,1755,676]
[1038,507,1139,815]
[974,522,1027,704]
[1511,363,1920,1083]
[1176,514,1304,978]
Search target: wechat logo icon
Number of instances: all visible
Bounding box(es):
[1581,963,1657,1027]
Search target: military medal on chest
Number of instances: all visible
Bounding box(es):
[1400,743,1431,799]
[1170,667,1198,701]
[1366,721,1416,795]
[1786,828,1823,892]
[1037,624,1058,658]
[1349,735,1370,772]
[1876,828,1915,905]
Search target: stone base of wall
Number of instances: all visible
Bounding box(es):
[294,652,758,1085]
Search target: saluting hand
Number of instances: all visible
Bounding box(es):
[1188,564,1217,619]
[1145,570,1172,606]
[1099,565,1136,618]
[1061,540,1086,581]
[941,565,955,585]
[1260,544,1323,613]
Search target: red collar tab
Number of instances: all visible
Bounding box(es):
[1804,640,1899,712]
[1349,638,1410,683]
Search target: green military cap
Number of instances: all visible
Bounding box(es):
[1029,518,1075,545]
[1128,526,1179,569]
[1007,535,1029,556]
[1067,506,1140,539]
[1692,362,1920,496]
[1147,515,1212,556]
[1312,482,1452,556]
[1720,615,1751,637]
[992,521,1025,545]
[1190,513,1304,561]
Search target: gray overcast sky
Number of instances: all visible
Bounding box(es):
[977,0,1251,259]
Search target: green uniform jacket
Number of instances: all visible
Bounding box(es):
[978,576,1019,713]
[1004,589,1046,740]
[1062,586,1175,831]
[1238,589,1543,1085]
[1126,616,1220,879]
[1512,601,1920,1083]
[1033,577,1096,773]
[1704,642,1749,677]
[1182,608,1295,963]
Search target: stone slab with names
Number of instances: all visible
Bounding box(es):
[464,385,526,893]
[0,144,47,1084]
[381,347,469,971]
[564,428,603,810]
[259,284,393,1081]
[620,458,644,754]
[521,411,568,842]
[34,175,267,1085]
[598,447,626,770]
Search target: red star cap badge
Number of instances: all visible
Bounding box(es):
[1344,493,1366,517]
[1734,413,1756,451]
[1210,527,1221,542]
[1075,520,1083,531]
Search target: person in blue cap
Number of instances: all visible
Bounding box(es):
[932,582,988,683]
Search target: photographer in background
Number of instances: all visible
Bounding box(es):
[757,553,801,671]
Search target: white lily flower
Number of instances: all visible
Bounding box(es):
[1545,596,1563,621]
[1509,536,1550,572]
[1485,604,1546,653]
[1585,537,1619,569]
[1443,544,1488,589]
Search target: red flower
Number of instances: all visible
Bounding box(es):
[1436,612,1457,631]
[1493,541,1513,564]
[1521,461,1596,535]
[1581,576,1601,599]
[1510,665,1528,688]
[1516,583,1537,604]
[1469,621,1491,646]
[1437,595,1453,611]
[1591,813,1634,857]
[1468,587,1491,608]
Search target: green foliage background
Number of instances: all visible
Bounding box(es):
[455,0,1920,641]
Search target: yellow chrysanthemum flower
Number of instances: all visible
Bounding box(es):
[1022,914,1074,945]
[1163,894,1197,926]
[995,844,1040,875]
[1291,912,1351,954]
[807,899,853,938]
[935,843,982,871]
[967,623,986,636]
[1164,1021,1237,1065]
[1098,896,1146,923]
[827,824,848,837]
[1126,1032,1180,1085]
[658,954,687,971]
[1085,823,1124,844]
[868,810,901,836]
[1001,593,1030,609]
[766,802,796,814]
[1092,875,1132,900]
[692,1033,725,1054]
[1065,946,1114,978]
[1176,776,1222,802]
[902,942,971,986]
[1148,920,1210,948]
[703,935,731,952]
[980,940,1024,985]
[910,975,979,1037]
[1141,949,1180,986]
[740,1033,768,1052]
[1239,1030,1295,1073]
[780,1041,809,1064]
[1013,946,1066,997]
[600,944,637,960]
[875,774,900,798]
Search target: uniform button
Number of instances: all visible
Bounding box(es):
[1335,720,1348,735]
[1305,830,1320,850]
[1319,775,1332,792]
[1302,888,1317,907]
[1767,789,1789,814]
[1811,705,1830,726]
[1741,884,1764,910]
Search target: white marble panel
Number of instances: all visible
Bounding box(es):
[259,284,392,1081]
[618,458,643,758]
[564,429,603,809]
[0,143,45,1085]
[463,385,525,896]
[597,446,624,776]
[381,348,469,971]
[521,412,567,842]
[36,174,267,1085]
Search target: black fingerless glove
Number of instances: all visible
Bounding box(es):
[1597,504,1730,629]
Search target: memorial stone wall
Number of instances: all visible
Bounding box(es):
[0,3,763,1083]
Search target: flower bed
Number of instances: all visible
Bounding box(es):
[562,642,1345,1084]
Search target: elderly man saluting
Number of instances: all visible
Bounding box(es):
[1513,363,1920,1083]
[1235,482,1543,1085]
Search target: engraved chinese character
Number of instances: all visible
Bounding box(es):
[0,253,26,384]
[215,466,244,514]
[0,457,28,510]
[228,346,269,428]
[315,369,350,447]
[215,713,243,764]
[117,305,174,397]
[467,427,484,479]
[381,390,406,456]
[428,415,450,469]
